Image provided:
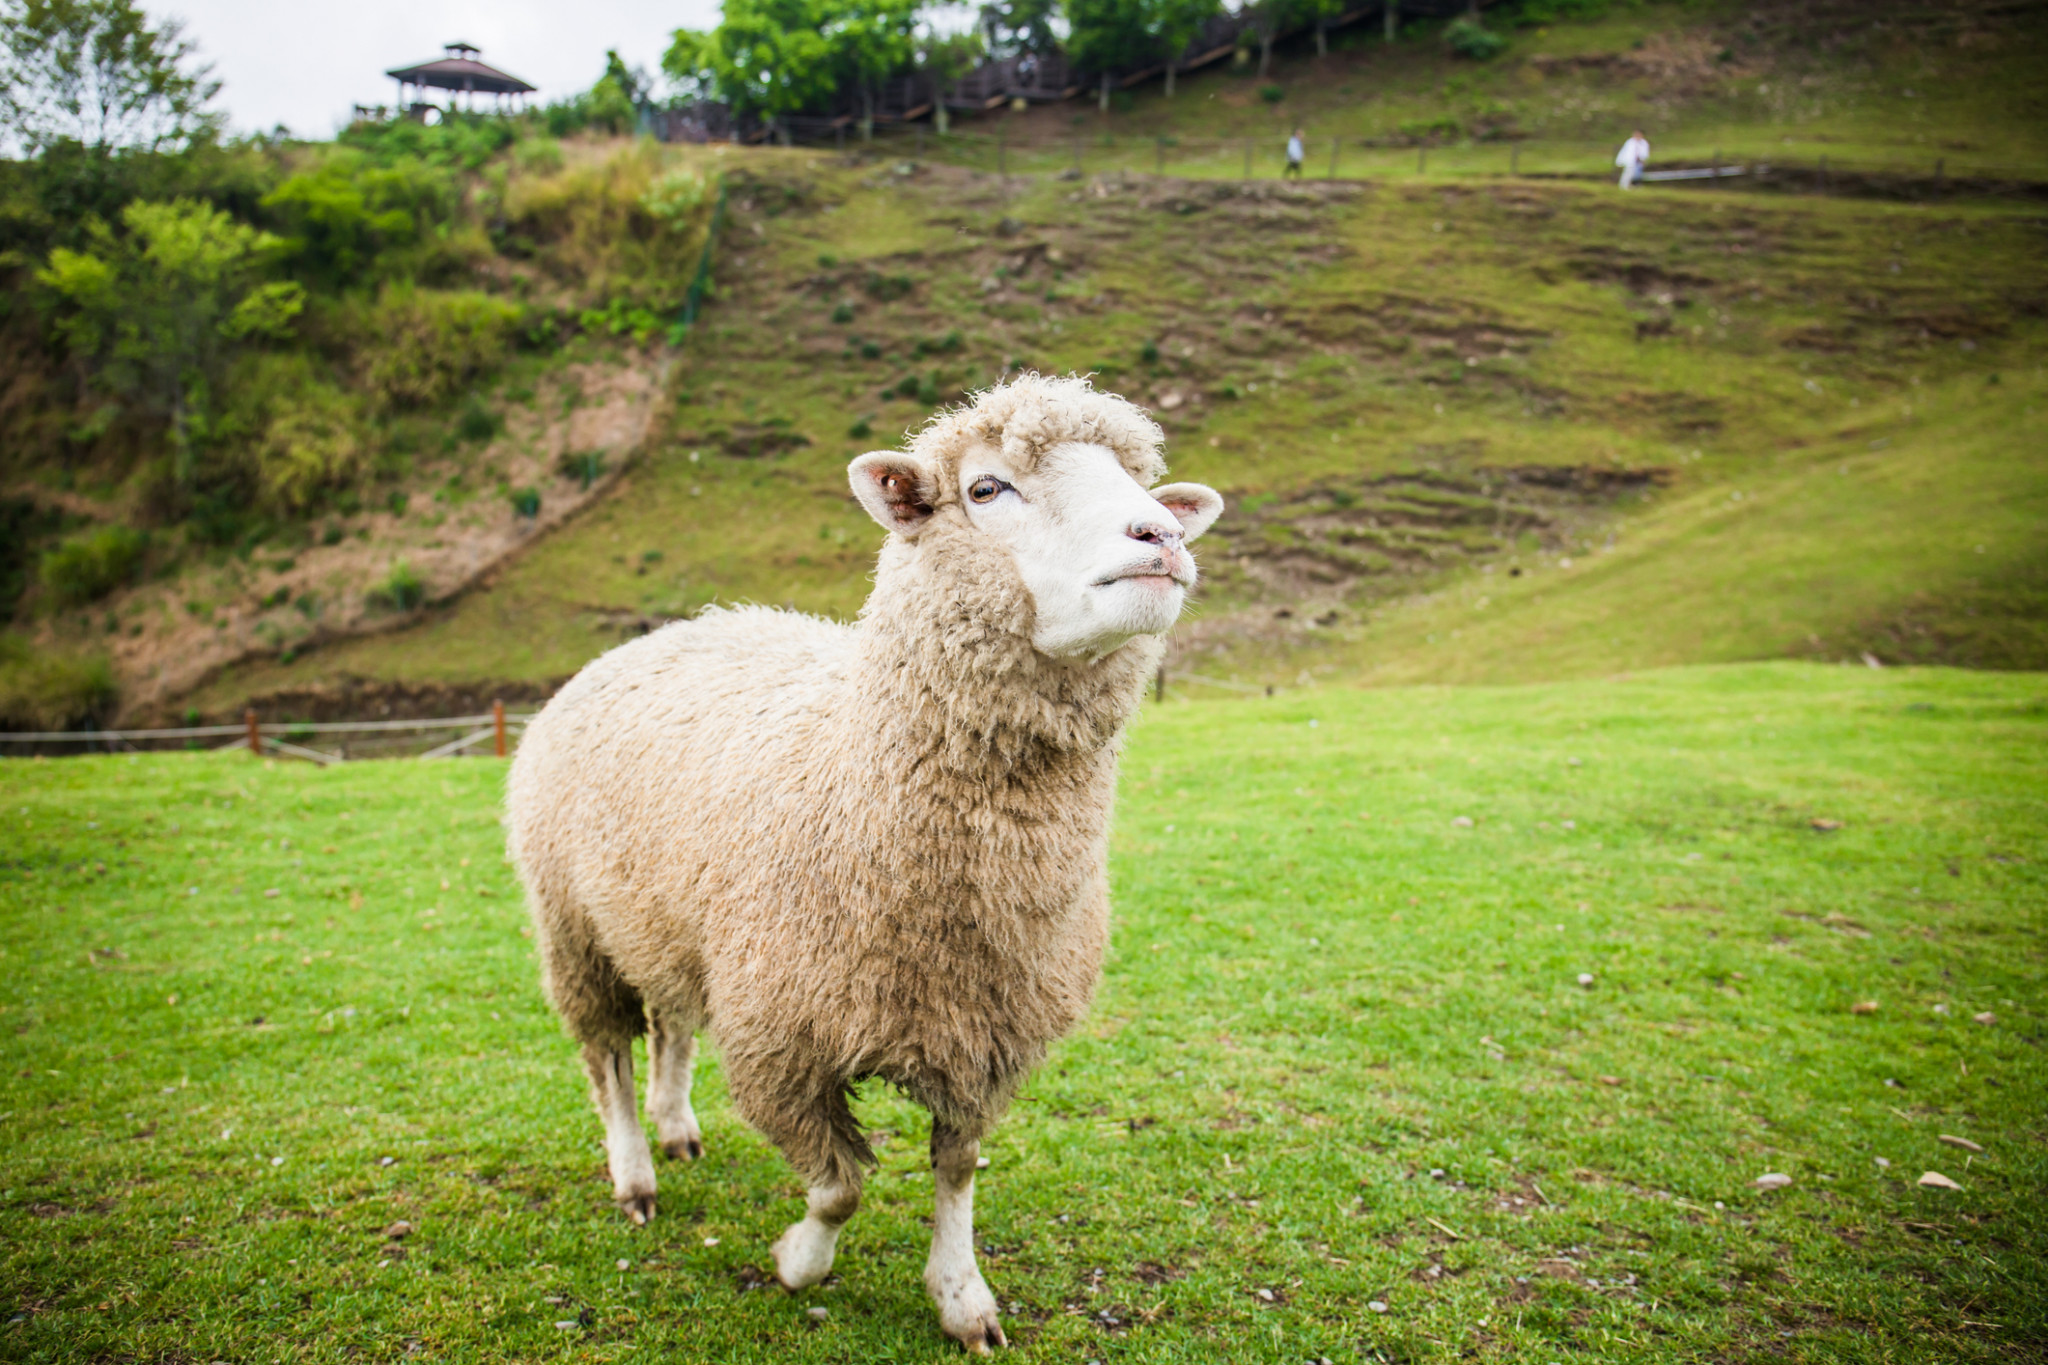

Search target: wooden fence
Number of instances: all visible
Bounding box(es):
[0,702,534,765]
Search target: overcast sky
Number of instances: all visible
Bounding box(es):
[150,1,723,139]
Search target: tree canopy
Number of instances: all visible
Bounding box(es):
[0,0,219,157]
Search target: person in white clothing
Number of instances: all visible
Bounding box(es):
[1284,128,1305,179]
[1615,129,1650,189]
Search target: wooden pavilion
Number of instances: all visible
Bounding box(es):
[386,43,536,117]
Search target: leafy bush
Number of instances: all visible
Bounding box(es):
[0,635,117,730]
[848,418,873,439]
[1259,84,1286,103]
[559,451,607,489]
[640,169,712,226]
[215,353,367,514]
[512,137,565,175]
[457,399,502,444]
[369,561,425,612]
[503,142,710,308]
[40,526,148,607]
[1446,18,1508,60]
[831,302,854,324]
[357,284,524,409]
[509,487,542,518]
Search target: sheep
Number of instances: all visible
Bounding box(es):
[505,374,1223,1353]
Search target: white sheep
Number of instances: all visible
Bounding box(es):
[505,374,1222,1352]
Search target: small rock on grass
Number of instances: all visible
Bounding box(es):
[1598,1075,1623,1086]
[1936,1135,1985,1153]
[383,1221,412,1240]
[616,1258,631,1271]
[1850,1000,1878,1014]
[1367,1300,1389,1313]
[1917,1171,1962,1190]
[1452,816,1475,828]
[1811,819,1844,832]
[807,1306,830,1321]
[1754,1173,1793,1190]
[1577,973,1595,988]
[1973,1011,1996,1026]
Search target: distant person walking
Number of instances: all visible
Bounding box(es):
[1284,128,1305,179]
[1615,129,1650,189]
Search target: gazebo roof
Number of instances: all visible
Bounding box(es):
[387,43,535,95]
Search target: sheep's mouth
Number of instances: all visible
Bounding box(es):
[1095,559,1191,589]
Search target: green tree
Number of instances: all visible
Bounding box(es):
[36,197,303,488]
[1150,0,1219,97]
[1066,0,1151,113]
[664,0,836,145]
[915,27,984,134]
[0,0,219,156]
[977,0,1060,58]
[821,0,920,142]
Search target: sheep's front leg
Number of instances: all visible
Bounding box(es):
[581,1041,657,1224]
[926,1123,1006,1354]
[770,1181,860,1290]
[646,1008,704,1160]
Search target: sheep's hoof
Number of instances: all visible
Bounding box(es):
[661,1134,705,1161]
[618,1193,656,1225]
[932,1276,1006,1354]
[951,1322,1006,1355]
[770,1219,838,1290]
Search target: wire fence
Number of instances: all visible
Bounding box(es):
[0,704,535,764]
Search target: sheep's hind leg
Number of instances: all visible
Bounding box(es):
[646,1007,704,1160]
[926,1122,1005,1354]
[769,1181,861,1290]
[582,1041,658,1224]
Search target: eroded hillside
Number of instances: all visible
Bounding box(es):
[179,147,2046,720]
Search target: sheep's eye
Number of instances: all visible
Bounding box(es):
[968,477,1004,504]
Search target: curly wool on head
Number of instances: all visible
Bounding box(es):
[907,372,1168,492]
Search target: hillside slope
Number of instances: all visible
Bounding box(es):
[184,145,2046,719]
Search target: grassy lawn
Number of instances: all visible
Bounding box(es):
[4,662,2044,1361]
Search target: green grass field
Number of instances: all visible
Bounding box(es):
[5,663,2044,1361]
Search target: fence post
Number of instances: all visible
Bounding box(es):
[835,124,844,153]
[493,699,507,758]
[1711,146,1720,179]
[1244,139,1253,179]
[1156,136,1165,174]
[1418,145,1427,175]
[1328,136,1339,179]
[245,708,261,757]
[997,129,1006,176]
[1073,135,1083,176]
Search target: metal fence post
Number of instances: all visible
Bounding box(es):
[493,700,507,758]
[245,709,261,757]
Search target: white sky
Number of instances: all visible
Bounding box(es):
[149,1,724,139]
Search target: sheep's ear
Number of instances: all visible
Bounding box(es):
[1151,482,1224,542]
[849,451,939,537]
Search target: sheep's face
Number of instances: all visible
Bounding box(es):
[850,440,1223,660]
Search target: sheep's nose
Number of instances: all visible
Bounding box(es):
[1128,518,1183,546]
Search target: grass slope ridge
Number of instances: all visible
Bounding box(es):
[191,144,2047,715]
[3,664,2043,1358]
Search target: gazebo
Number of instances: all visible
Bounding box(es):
[386,43,536,116]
